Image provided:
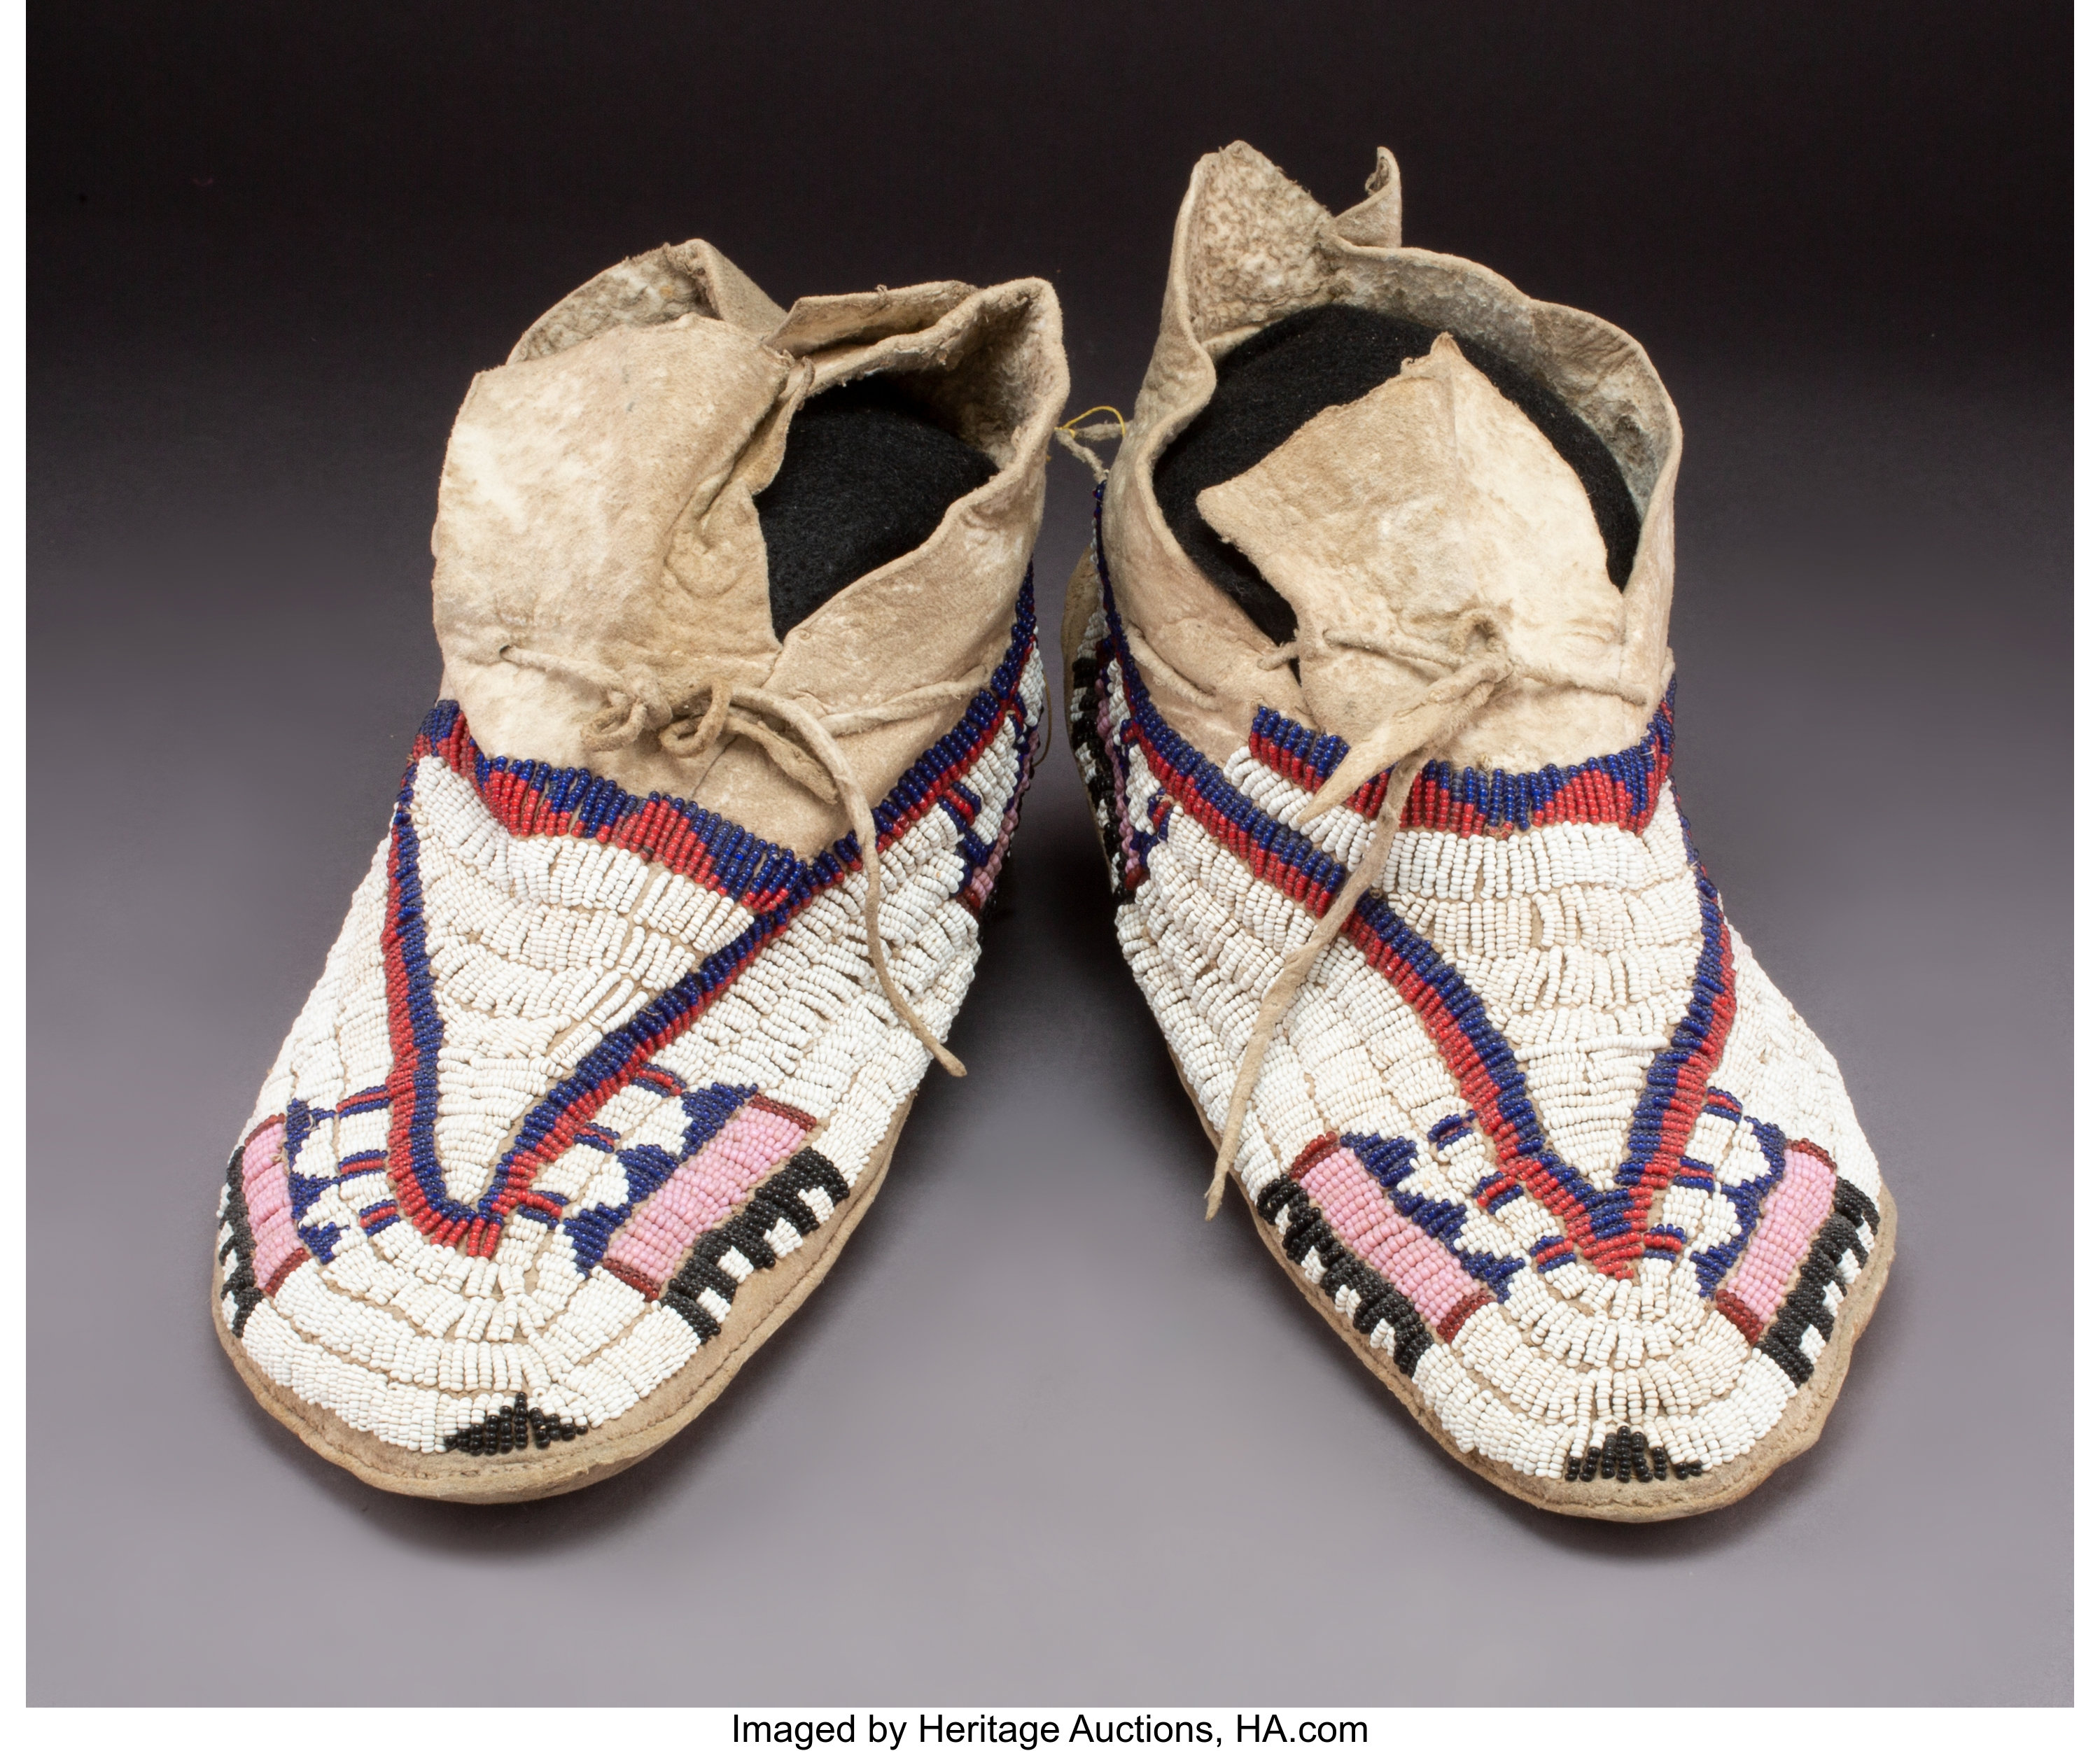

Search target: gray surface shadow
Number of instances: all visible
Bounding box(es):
[27,15,2068,1689]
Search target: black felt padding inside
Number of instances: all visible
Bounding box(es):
[1152,304,1642,644]
[756,376,998,638]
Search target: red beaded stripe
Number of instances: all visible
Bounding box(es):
[1247,717,1666,834]
[418,711,804,913]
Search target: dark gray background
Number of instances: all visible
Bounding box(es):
[30,1,2069,1705]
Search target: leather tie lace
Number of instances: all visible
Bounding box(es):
[500,642,981,1078]
[1205,610,1651,1216]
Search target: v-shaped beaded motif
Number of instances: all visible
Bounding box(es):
[1071,542,1883,1484]
[217,584,1046,1453]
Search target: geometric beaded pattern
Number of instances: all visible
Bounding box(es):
[218,582,1045,1454]
[1070,542,1883,1485]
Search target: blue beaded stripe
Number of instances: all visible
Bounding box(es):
[1530,1234,1577,1272]
[1250,713,1354,786]
[1611,808,1735,1197]
[379,578,1040,1246]
[384,775,458,1230]
[1427,1113,1476,1149]
[1251,694,1675,833]
[1475,1173,1527,1214]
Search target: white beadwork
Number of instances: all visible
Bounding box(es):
[1079,599,1880,1482]
[223,651,1045,1451]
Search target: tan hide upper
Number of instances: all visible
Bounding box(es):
[433,239,1066,857]
[1196,335,1644,773]
[1100,142,1682,771]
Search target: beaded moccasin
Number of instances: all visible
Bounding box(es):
[1063,143,1893,1520]
[216,241,1065,1500]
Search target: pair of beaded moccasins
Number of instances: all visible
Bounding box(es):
[215,143,1893,1521]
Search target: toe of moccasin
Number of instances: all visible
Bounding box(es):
[1231,1102,1895,1520]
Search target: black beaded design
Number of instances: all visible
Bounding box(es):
[1252,1174,1436,1374]
[1068,652,1134,905]
[659,1147,853,1342]
[218,1147,265,1337]
[1562,1425,1702,1484]
[1831,1175,1882,1237]
[443,1392,584,1455]
[1758,1178,1882,1386]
